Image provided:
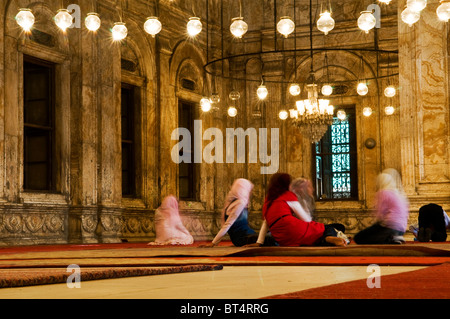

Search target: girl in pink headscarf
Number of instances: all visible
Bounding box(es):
[203,178,276,247]
[148,195,194,245]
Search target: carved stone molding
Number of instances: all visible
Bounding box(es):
[0,207,67,245]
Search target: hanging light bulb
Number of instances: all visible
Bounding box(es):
[277,16,295,38]
[357,11,376,33]
[385,106,395,115]
[200,97,212,112]
[187,17,202,37]
[437,1,450,22]
[378,0,392,4]
[357,82,369,96]
[230,17,248,38]
[401,7,420,26]
[15,8,35,32]
[407,0,427,12]
[54,9,73,32]
[317,11,335,35]
[144,17,162,37]
[229,90,241,101]
[85,13,101,32]
[227,106,237,117]
[210,93,221,104]
[279,110,289,120]
[289,109,299,119]
[384,86,396,98]
[321,84,333,96]
[289,83,301,96]
[112,22,128,41]
[257,85,268,100]
[337,110,347,121]
[363,107,373,117]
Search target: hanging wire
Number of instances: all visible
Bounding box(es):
[294,0,297,82]
[325,51,330,84]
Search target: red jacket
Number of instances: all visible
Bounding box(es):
[263,191,325,246]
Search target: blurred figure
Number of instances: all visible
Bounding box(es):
[354,168,409,244]
[148,195,194,245]
[289,177,315,218]
[202,178,276,247]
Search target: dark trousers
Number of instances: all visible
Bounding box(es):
[316,224,345,246]
[235,234,278,247]
[354,222,403,244]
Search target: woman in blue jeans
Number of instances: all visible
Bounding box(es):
[202,178,276,247]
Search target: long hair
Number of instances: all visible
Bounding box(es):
[265,173,292,202]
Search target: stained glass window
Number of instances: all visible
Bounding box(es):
[313,107,357,200]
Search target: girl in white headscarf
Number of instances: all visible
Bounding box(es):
[203,178,276,247]
[354,169,409,244]
[148,195,194,245]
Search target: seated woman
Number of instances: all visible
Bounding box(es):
[202,178,276,247]
[354,169,409,245]
[254,173,347,247]
[416,203,449,242]
[148,195,194,245]
[290,177,349,242]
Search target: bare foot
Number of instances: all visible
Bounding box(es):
[325,236,347,247]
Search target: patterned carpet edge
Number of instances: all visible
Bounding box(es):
[0,264,223,288]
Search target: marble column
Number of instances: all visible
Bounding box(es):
[398,0,450,201]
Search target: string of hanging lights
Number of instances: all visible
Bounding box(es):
[14,1,450,40]
[13,0,450,141]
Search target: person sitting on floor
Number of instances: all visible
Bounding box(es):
[253,173,348,247]
[354,168,409,245]
[414,203,450,242]
[201,178,277,247]
[289,177,315,219]
[148,195,194,246]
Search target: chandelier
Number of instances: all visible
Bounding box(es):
[200,0,400,143]
[290,81,334,143]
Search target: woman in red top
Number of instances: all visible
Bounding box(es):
[256,173,347,247]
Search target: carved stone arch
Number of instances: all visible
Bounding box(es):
[290,50,380,96]
[245,57,264,116]
[177,59,204,95]
[119,16,156,80]
[170,40,209,95]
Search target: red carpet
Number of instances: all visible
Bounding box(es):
[263,262,450,299]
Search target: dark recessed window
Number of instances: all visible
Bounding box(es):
[181,79,195,91]
[178,101,199,201]
[121,84,138,197]
[313,106,358,200]
[23,57,56,192]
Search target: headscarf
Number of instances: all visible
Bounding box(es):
[290,177,316,215]
[222,179,254,224]
[152,195,194,245]
[158,195,179,214]
[376,173,397,192]
[376,169,409,208]
[382,168,406,197]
